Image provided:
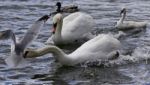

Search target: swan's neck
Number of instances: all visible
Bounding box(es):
[119,12,126,24]
[26,45,70,63]
[53,19,63,44]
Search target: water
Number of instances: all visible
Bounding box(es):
[0,0,150,84]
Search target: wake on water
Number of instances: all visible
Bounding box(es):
[79,31,150,67]
[79,47,150,67]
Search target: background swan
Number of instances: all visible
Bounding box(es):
[46,12,95,45]
[25,34,121,66]
[115,8,147,30]
[0,15,49,67]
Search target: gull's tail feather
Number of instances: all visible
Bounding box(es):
[5,54,27,68]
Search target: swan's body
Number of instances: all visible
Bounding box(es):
[0,15,49,67]
[115,8,147,30]
[26,34,121,66]
[46,12,95,45]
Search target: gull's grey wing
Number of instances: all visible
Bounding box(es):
[20,15,49,49]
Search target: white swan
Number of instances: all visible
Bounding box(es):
[115,8,147,30]
[46,12,95,45]
[0,15,49,67]
[25,34,121,66]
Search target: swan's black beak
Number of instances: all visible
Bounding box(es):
[23,51,29,58]
[120,8,126,16]
[38,15,50,23]
[0,30,12,39]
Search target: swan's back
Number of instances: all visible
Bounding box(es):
[63,12,81,22]
[69,34,121,60]
[62,12,94,42]
[76,34,120,52]
[116,21,147,30]
[62,5,79,13]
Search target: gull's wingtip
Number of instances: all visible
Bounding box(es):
[38,15,50,21]
[0,29,12,39]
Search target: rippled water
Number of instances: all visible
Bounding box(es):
[0,0,150,85]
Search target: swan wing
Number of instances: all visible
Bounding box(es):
[70,34,121,59]
[20,15,49,49]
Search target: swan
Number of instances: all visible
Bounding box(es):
[25,34,121,66]
[46,12,95,45]
[0,15,49,67]
[115,8,147,30]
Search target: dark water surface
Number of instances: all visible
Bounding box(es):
[0,0,150,85]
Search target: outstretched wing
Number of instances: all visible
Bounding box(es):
[20,15,49,49]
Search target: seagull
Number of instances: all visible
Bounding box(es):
[0,15,49,67]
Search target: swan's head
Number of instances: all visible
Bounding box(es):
[56,2,61,8]
[120,8,126,16]
[52,13,63,34]
[56,2,62,12]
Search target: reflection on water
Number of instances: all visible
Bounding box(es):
[0,0,150,84]
[36,66,132,85]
